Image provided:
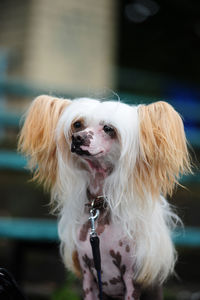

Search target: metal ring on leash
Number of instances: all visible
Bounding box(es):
[89,208,100,237]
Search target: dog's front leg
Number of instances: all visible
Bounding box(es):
[82,269,99,300]
[123,273,141,300]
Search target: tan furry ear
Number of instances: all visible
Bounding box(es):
[18,95,71,189]
[136,101,191,198]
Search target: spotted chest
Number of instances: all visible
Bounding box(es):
[75,212,140,299]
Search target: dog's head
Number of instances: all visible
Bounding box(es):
[18,95,191,197]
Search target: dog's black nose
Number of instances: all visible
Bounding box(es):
[72,134,84,147]
[71,134,84,153]
[71,134,91,156]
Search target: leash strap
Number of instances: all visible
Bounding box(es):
[90,235,102,300]
[89,204,103,300]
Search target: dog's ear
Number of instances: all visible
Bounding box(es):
[18,95,71,189]
[135,101,191,198]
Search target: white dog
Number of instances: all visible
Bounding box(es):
[18,96,191,299]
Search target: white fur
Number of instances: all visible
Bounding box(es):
[52,98,179,286]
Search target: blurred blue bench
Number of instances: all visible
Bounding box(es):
[0,217,58,242]
[0,150,26,170]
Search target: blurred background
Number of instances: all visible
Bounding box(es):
[0,0,200,299]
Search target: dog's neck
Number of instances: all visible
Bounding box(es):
[84,157,113,198]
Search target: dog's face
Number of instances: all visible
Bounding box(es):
[59,98,136,172]
[69,119,122,177]
[71,120,118,157]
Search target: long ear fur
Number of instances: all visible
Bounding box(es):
[18,95,71,189]
[136,101,191,198]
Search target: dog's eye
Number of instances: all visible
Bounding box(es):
[103,125,116,137]
[73,121,82,129]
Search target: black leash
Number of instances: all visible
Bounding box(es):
[88,199,103,300]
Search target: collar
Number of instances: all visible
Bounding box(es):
[85,193,107,210]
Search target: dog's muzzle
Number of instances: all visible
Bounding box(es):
[71,134,91,156]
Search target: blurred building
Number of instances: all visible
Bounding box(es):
[0,0,118,94]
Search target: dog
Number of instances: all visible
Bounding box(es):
[18,95,191,299]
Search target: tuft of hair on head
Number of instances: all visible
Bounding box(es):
[18,95,71,190]
[136,101,192,198]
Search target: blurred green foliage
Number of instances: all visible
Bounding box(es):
[51,272,81,300]
[164,290,177,300]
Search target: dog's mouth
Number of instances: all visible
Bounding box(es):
[71,143,103,158]
[71,143,91,156]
